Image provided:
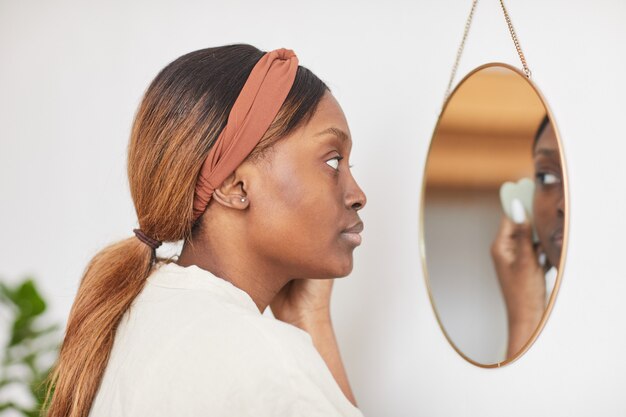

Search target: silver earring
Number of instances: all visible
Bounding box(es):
[240,197,246,202]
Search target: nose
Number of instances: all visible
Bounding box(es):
[345,172,367,211]
[556,186,565,218]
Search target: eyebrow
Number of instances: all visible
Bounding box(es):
[314,127,350,143]
[534,148,559,158]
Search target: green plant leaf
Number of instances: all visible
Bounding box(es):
[15,279,47,317]
[1,276,60,415]
[9,280,48,347]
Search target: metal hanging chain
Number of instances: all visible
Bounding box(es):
[499,0,532,78]
[443,0,479,103]
[443,0,532,104]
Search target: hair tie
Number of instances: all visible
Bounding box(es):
[133,228,162,250]
[192,48,299,221]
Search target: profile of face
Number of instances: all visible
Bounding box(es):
[243,92,366,279]
[532,119,564,268]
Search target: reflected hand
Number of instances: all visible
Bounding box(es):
[270,278,334,330]
[491,209,546,358]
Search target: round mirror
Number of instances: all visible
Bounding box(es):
[421,63,569,367]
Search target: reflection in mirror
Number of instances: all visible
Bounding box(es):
[421,63,567,367]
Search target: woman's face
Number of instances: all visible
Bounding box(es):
[246,92,366,279]
[532,121,565,268]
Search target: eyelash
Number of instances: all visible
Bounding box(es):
[325,156,354,171]
[535,172,561,186]
[326,156,342,171]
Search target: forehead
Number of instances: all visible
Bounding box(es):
[302,93,350,139]
[535,121,558,152]
[264,92,353,165]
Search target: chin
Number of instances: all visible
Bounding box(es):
[547,248,562,269]
[331,255,354,278]
[538,237,560,269]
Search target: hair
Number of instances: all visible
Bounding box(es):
[42,44,328,417]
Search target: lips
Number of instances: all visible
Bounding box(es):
[551,228,564,246]
[342,221,364,234]
[341,221,364,246]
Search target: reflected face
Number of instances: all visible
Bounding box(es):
[247,92,367,279]
[532,121,564,268]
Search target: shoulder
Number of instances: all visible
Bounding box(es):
[132,312,361,416]
[168,310,315,374]
[122,265,362,416]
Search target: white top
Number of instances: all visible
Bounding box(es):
[89,262,363,417]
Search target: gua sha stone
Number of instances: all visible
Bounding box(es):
[499,177,539,243]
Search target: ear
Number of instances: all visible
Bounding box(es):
[211,167,250,210]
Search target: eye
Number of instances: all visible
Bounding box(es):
[325,156,343,171]
[536,172,561,185]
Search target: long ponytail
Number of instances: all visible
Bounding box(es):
[43,239,152,415]
[42,43,328,417]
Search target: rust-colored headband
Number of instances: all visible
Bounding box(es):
[134,48,298,252]
[192,48,299,220]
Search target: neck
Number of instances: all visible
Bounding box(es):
[176,234,289,313]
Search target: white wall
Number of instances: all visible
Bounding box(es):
[1,0,625,415]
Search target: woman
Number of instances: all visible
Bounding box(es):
[492,115,565,359]
[43,44,366,417]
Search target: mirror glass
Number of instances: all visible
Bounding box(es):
[421,63,568,367]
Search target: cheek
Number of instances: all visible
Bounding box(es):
[533,191,557,235]
[259,157,314,218]
[252,164,342,249]
[278,177,341,238]
[533,192,550,229]
[248,165,354,277]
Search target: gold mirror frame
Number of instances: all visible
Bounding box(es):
[419,62,570,368]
